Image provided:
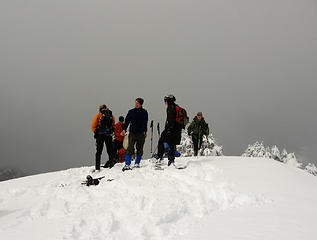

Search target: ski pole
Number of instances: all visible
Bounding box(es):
[157,122,160,136]
[150,120,154,154]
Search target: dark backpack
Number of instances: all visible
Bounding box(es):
[175,105,189,129]
[99,110,113,132]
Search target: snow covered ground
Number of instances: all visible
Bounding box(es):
[0,156,316,240]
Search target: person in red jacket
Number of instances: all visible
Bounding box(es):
[114,116,125,163]
[91,104,115,171]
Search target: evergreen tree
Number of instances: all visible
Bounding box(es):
[177,131,223,157]
[305,163,317,176]
[271,145,281,162]
[282,152,301,168]
[242,142,301,169]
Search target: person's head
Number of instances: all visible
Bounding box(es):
[119,116,124,123]
[135,98,144,108]
[99,104,107,114]
[164,94,176,105]
[196,112,203,120]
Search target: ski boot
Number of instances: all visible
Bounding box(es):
[122,165,132,172]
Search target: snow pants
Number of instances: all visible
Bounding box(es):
[192,135,203,156]
[95,134,114,170]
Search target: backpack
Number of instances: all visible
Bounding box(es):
[175,105,189,129]
[98,110,113,132]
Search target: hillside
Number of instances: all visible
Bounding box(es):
[0,157,316,240]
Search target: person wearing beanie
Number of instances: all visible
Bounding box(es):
[91,104,116,171]
[121,98,148,171]
[187,112,209,156]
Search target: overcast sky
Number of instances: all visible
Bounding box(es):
[1,0,316,175]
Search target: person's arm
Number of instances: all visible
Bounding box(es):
[91,114,99,133]
[110,111,115,131]
[123,110,132,131]
[144,110,148,133]
[187,121,194,135]
[205,123,209,136]
[165,105,176,132]
[112,114,116,126]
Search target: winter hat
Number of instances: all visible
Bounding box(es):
[99,104,107,111]
[119,116,124,122]
[136,98,144,105]
[197,112,203,116]
[164,94,176,103]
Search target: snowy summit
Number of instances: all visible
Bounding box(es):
[0,156,316,240]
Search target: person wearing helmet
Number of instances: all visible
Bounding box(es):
[156,94,183,166]
[91,104,116,171]
[121,98,148,171]
[187,112,209,156]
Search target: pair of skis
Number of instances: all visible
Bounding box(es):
[153,159,187,170]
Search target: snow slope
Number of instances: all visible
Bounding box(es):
[0,157,316,240]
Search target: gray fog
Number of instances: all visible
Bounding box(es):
[1,0,317,175]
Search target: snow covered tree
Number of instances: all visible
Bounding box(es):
[200,134,223,156]
[264,147,272,159]
[242,142,302,169]
[177,131,223,157]
[282,152,301,168]
[305,163,317,176]
[271,145,281,162]
[242,141,266,158]
[281,149,288,160]
[177,132,194,157]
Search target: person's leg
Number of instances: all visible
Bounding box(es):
[157,130,167,159]
[104,135,115,168]
[125,133,137,166]
[95,135,105,170]
[192,135,199,156]
[112,140,120,162]
[118,148,126,163]
[114,140,124,162]
[167,144,176,166]
[198,136,203,152]
[135,133,145,164]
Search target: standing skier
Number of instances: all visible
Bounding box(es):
[91,104,116,171]
[114,116,125,163]
[187,112,209,156]
[121,98,148,171]
[156,95,184,166]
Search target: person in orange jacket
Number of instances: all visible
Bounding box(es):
[91,104,116,171]
[114,116,126,163]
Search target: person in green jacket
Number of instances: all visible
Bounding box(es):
[187,112,209,156]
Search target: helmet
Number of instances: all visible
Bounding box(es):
[164,94,176,102]
[99,104,107,112]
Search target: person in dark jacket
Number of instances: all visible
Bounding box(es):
[156,94,182,166]
[187,112,209,156]
[121,98,148,171]
[91,104,116,171]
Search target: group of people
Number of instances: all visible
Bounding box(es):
[91,95,210,172]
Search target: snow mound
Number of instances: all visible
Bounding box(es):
[1,157,316,240]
